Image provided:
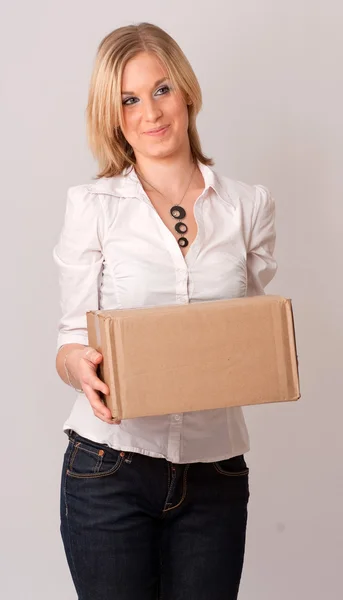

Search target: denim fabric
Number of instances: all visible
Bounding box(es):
[60,430,249,600]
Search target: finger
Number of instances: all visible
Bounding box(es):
[81,370,109,396]
[83,383,111,416]
[83,383,116,424]
[83,347,103,365]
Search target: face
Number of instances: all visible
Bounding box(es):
[120,52,190,162]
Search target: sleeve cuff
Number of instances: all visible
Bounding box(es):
[57,332,89,352]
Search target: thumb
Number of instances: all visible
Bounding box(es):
[85,348,102,363]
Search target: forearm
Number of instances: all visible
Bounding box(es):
[56,343,88,389]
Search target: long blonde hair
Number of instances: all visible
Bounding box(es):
[86,22,213,178]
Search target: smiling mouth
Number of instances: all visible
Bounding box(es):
[144,125,169,135]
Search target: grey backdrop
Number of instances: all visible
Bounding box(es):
[1,1,342,598]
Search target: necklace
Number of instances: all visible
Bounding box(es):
[136,162,197,249]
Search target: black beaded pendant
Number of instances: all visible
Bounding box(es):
[170,206,186,220]
[170,205,189,249]
[175,222,188,234]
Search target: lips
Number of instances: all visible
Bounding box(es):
[144,125,169,135]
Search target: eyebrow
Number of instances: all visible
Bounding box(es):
[121,77,169,96]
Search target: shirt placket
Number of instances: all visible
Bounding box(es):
[167,413,183,463]
[136,187,206,464]
[162,225,189,462]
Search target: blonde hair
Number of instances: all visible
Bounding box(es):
[86,22,213,178]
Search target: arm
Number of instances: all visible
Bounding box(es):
[246,184,277,296]
[55,343,87,389]
[53,186,115,423]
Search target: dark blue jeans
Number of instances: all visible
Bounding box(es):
[60,430,249,600]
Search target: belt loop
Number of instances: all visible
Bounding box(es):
[68,429,76,441]
[124,452,134,464]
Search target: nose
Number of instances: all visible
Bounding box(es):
[143,97,163,122]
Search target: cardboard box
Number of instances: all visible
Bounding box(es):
[86,295,300,420]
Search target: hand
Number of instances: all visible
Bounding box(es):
[67,346,121,425]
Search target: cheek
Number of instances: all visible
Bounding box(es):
[174,111,189,136]
[122,110,141,140]
[169,99,189,129]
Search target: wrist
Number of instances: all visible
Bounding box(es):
[64,348,86,393]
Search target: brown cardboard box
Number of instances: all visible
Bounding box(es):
[86,295,300,420]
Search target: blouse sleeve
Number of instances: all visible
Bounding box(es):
[52,185,104,351]
[246,184,277,296]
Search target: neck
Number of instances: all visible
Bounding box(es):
[134,146,198,198]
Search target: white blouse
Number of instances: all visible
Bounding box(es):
[53,161,277,463]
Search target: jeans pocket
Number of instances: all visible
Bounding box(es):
[212,454,249,477]
[67,434,125,479]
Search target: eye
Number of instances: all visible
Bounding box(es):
[122,97,139,106]
[155,85,171,96]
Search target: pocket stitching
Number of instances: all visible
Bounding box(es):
[67,443,124,479]
[213,463,249,477]
[67,454,123,479]
[69,441,81,471]
[70,444,104,473]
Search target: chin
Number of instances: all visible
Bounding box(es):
[145,140,186,160]
[149,148,175,160]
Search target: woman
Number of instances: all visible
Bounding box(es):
[53,22,277,600]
